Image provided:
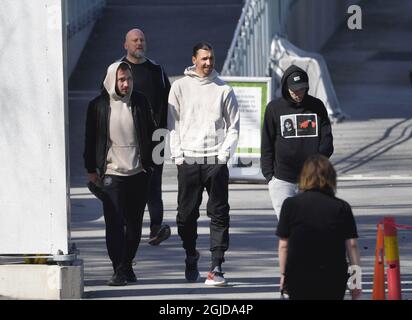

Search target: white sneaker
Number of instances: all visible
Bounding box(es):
[205,266,227,286]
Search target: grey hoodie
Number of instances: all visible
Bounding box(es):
[103,62,143,176]
[168,66,240,162]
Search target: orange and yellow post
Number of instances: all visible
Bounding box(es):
[372,223,385,300]
[383,217,402,300]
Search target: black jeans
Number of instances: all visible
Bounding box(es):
[176,161,230,265]
[102,172,149,271]
[147,164,164,232]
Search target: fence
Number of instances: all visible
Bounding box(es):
[66,0,106,39]
[222,0,296,77]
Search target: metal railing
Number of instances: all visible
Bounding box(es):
[222,0,295,77]
[66,0,106,39]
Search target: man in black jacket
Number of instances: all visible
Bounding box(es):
[261,65,334,220]
[122,28,171,246]
[84,61,155,286]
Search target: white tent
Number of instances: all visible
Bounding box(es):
[0,0,70,255]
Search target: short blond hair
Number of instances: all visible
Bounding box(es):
[299,154,336,195]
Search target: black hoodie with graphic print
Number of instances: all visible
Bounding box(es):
[260,65,334,183]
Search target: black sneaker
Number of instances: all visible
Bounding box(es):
[185,251,200,282]
[124,266,137,283]
[107,269,127,286]
[148,224,171,246]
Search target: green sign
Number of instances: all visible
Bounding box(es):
[222,77,272,157]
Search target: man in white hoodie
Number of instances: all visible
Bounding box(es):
[84,61,155,286]
[168,42,240,286]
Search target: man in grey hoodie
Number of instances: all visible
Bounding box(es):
[84,61,155,286]
[168,42,240,286]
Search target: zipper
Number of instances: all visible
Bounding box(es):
[133,103,146,171]
[103,101,111,176]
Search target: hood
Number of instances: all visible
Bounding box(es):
[184,65,219,84]
[281,65,309,104]
[103,61,133,101]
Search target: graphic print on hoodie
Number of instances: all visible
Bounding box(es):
[103,62,142,176]
[168,65,240,162]
[260,65,334,183]
[280,114,318,138]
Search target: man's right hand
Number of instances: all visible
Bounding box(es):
[351,288,362,300]
[174,158,184,166]
[87,173,100,185]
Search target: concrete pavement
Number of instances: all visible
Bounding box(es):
[71,178,412,300]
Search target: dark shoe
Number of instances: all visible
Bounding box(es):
[124,266,137,283]
[107,269,127,286]
[148,224,171,246]
[185,251,200,282]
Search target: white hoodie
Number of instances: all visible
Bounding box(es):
[103,61,143,176]
[168,66,240,163]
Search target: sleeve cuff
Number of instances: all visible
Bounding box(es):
[265,175,273,183]
[173,157,184,165]
[217,154,229,164]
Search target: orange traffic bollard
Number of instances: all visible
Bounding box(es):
[372,223,385,300]
[383,217,402,300]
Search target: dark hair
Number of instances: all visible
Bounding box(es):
[284,118,294,128]
[193,42,214,57]
[118,62,132,72]
[299,154,337,195]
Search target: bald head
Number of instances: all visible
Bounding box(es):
[124,28,147,64]
[125,29,145,42]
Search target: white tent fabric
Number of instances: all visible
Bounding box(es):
[270,34,348,123]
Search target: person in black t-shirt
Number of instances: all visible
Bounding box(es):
[122,28,171,246]
[276,155,361,300]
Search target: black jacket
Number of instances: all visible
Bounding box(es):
[261,65,334,183]
[83,90,156,176]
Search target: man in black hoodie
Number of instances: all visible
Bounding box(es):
[261,65,334,220]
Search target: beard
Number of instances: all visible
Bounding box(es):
[132,50,145,59]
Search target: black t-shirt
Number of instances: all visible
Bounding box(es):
[122,58,171,129]
[276,190,358,276]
